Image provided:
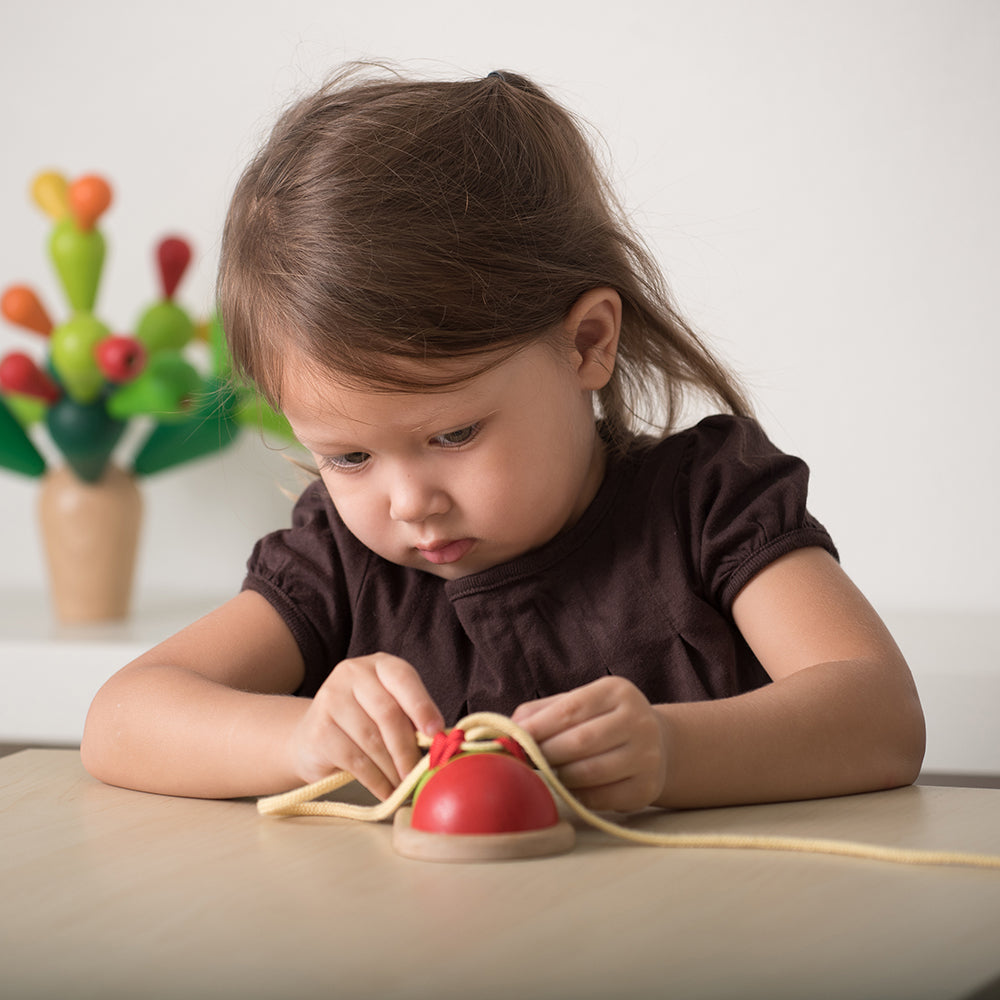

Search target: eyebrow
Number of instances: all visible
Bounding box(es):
[298,408,501,455]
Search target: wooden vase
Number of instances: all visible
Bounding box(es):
[38,465,142,624]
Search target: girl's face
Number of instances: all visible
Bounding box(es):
[280,337,608,581]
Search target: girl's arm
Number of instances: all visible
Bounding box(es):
[81,590,443,799]
[513,547,925,811]
[81,591,312,798]
[657,546,925,808]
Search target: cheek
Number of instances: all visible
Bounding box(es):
[463,443,556,525]
[319,476,383,538]
[450,463,507,522]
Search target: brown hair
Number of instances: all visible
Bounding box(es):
[218,64,752,444]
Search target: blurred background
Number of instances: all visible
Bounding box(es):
[2,0,997,619]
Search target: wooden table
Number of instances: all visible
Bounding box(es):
[3,750,1000,1000]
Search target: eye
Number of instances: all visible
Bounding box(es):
[432,423,481,448]
[320,451,370,472]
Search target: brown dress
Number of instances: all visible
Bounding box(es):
[243,415,838,724]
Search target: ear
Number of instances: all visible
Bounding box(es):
[562,287,622,391]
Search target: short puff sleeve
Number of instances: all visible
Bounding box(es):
[242,479,355,692]
[675,415,838,611]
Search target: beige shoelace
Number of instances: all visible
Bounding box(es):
[258,712,1000,871]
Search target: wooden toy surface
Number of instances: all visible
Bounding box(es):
[392,808,575,862]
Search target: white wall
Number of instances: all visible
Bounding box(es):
[2,0,998,619]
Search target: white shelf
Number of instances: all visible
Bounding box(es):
[880,609,1000,777]
[1,595,997,777]
[0,589,230,745]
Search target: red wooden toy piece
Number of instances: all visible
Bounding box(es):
[0,352,61,403]
[392,730,576,862]
[95,335,147,383]
[412,752,560,834]
[156,237,192,300]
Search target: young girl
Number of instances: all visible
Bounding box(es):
[81,67,924,812]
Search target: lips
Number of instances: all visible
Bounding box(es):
[415,538,475,565]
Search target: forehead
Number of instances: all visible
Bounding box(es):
[281,351,490,415]
[283,374,473,438]
[279,341,562,440]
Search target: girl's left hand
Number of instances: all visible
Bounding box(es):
[511,676,668,812]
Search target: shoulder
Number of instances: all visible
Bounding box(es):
[611,414,785,495]
[620,414,837,611]
[655,413,789,469]
[626,413,810,497]
[244,478,370,590]
[287,479,368,551]
[241,479,373,692]
[254,478,339,560]
[289,477,338,527]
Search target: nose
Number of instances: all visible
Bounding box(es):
[388,468,450,523]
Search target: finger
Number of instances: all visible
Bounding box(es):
[551,726,667,811]
[572,776,651,814]
[538,710,626,769]
[551,742,636,791]
[510,693,560,726]
[373,655,445,738]
[299,714,397,801]
[353,678,426,784]
[515,689,619,755]
[324,670,411,790]
[326,701,402,798]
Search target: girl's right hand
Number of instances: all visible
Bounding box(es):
[289,653,444,801]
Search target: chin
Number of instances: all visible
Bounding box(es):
[419,561,474,581]
[417,551,500,581]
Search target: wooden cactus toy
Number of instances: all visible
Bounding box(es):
[0,169,295,623]
[0,170,247,484]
